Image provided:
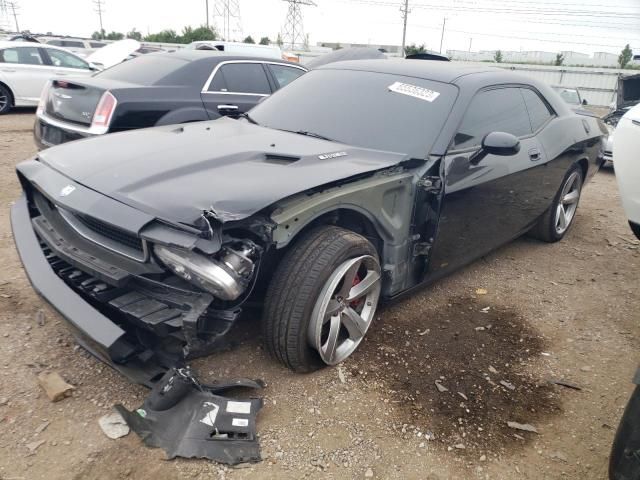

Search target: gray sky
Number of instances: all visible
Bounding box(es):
[4,0,640,55]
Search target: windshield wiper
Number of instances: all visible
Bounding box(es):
[239,112,259,125]
[293,130,335,142]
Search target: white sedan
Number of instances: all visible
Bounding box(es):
[0,41,96,114]
[613,102,640,239]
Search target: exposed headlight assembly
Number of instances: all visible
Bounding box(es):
[155,243,256,301]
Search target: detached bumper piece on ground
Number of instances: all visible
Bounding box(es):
[116,368,265,465]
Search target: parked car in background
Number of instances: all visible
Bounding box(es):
[601,103,638,167]
[186,40,283,60]
[612,103,640,239]
[0,41,96,114]
[41,37,107,57]
[552,85,587,107]
[34,51,307,148]
[12,61,604,383]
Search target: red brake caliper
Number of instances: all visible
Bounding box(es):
[350,273,364,308]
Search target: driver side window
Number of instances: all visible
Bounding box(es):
[453,87,532,150]
[46,49,89,70]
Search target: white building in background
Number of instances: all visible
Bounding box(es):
[447,49,621,68]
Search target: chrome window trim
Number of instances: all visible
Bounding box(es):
[201,60,307,95]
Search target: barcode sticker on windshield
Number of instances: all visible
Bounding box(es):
[388,82,440,102]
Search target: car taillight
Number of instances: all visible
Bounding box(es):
[36,81,51,115]
[90,91,117,133]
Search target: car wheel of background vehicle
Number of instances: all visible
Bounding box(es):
[263,226,381,372]
[0,84,12,115]
[528,164,583,243]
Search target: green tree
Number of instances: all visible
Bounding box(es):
[259,36,270,45]
[91,29,105,40]
[619,44,633,69]
[105,31,124,40]
[554,52,564,66]
[127,28,142,41]
[180,25,217,43]
[494,50,503,63]
[404,43,426,56]
[143,29,179,43]
[243,35,255,44]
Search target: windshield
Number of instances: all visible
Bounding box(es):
[553,87,580,105]
[250,69,458,158]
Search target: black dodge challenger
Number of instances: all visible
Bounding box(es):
[12,60,606,385]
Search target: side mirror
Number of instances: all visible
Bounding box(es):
[470,132,520,165]
[582,98,588,106]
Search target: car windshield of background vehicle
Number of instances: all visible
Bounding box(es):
[250,69,457,158]
[553,87,580,105]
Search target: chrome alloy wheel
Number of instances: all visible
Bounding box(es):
[0,92,7,112]
[554,171,582,235]
[307,255,381,365]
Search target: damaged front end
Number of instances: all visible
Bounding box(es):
[12,159,269,386]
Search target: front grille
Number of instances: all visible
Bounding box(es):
[74,213,144,252]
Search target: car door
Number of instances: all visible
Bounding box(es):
[201,61,273,119]
[425,86,552,279]
[41,47,93,79]
[0,46,53,105]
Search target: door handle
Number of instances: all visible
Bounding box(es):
[217,104,238,111]
[0,68,16,73]
[528,148,542,161]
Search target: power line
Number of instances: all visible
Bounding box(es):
[214,0,242,41]
[6,0,18,31]
[281,0,317,50]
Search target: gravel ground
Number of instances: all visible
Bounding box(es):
[0,111,638,480]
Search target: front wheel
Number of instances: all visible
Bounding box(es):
[263,226,382,372]
[529,164,583,242]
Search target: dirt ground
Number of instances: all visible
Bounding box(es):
[0,111,638,480]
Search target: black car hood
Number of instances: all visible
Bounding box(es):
[38,117,408,225]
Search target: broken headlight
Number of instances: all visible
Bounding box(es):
[154,243,256,301]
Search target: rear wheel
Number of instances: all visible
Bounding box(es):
[263,226,382,372]
[0,84,12,115]
[529,164,583,242]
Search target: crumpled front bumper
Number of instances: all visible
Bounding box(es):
[11,194,166,385]
[11,194,238,386]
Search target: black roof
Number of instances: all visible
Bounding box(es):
[154,50,302,67]
[319,58,517,84]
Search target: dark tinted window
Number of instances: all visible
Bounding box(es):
[208,70,227,91]
[47,40,63,46]
[250,69,457,158]
[96,55,191,85]
[453,87,531,149]
[216,63,271,94]
[268,64,305,89]
[90,42,106,48]
[62,41,85,48]
[521,88,553,131]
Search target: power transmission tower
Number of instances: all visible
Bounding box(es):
[439,17,446,54]
[5,1,18,31]
[93,0,105,38]
[400,0,409,56]
[281,0,316,51]
[214,0,242,41]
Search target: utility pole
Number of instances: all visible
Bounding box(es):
[439,17,446,54]
[7,1,18,32]
[206,0,209,28]
[400,0,409,57]
[93,0,105,39]
[468,37,472,52]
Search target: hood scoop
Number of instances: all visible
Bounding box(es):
[263,153,301,165]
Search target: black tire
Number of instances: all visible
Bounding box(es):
[528,164,583,243]
[609,385,640,480]
[0,84,12,115]
[263,226,379,372]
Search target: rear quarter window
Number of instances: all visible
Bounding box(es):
[521,88,554,132]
